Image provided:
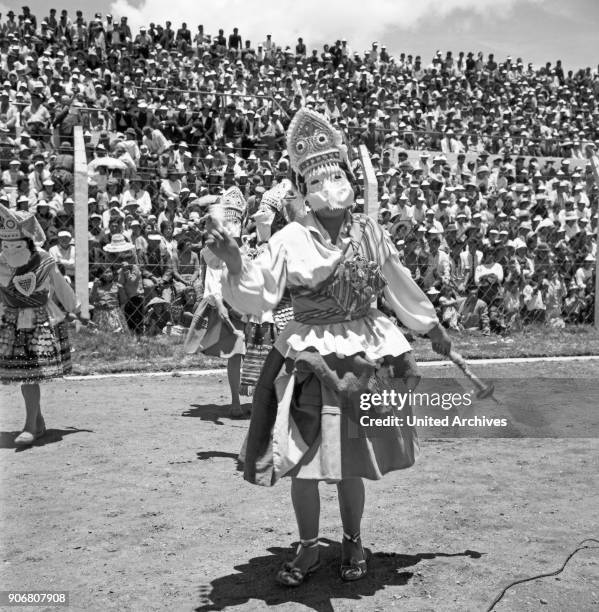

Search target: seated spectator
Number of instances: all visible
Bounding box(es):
[171,236,203,299]
[545,266,567,328]
[48,230,76,282]
[575,254,595,288]
[522,274,547,324]
[503,273,523,332]
[437,284,460,330]
[144,296,172,335]
[457,283,490,335]
[422,229,451,289]
[563,282,586,324]
[141,233,173,303]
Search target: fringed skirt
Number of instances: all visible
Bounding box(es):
[240,321,277,396]
[0,307,72,384]
[241,347,421,486]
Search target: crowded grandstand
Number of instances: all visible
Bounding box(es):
[0,7,597,337]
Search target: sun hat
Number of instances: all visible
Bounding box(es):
[103,233,135,253]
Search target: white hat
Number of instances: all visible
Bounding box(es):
[103,234,135,253]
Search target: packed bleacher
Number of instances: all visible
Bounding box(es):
[0,7,597,336]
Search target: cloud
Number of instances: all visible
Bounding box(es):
[109,0,546,56]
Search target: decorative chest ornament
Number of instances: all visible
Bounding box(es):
[12,272,37,297]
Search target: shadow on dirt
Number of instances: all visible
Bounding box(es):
[195,538,483,611]
[0,427,94,452]
[183,403,252,425]
[196,451,239,461]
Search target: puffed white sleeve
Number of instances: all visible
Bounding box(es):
[203,262,224,303]
[49,262,79,313]
[379,227,439,334]
[221,236,287,317]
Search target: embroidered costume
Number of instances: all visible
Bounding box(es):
[218,109,440,485]
[184,188,248,360]
[0,204,78,384]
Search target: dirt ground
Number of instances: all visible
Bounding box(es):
[1,360,598,612]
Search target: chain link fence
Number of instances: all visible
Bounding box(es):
[77,251,596,343]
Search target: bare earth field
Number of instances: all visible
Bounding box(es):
[1,360,598,612]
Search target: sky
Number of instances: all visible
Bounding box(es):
[5,0,599,70]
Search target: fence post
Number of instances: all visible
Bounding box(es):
[585,150,599,329]
[359,144,378,221]
[73,125,89,319]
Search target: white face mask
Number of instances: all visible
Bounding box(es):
[2,239,32,268]
[253,206,275,242]
[305,167,354,214]
[280,181,306,222]
[223,220,241,239]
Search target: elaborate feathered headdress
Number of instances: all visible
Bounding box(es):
[286,108,348,177]
[0,203,46,245]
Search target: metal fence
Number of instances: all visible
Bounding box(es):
[77,253,596,342]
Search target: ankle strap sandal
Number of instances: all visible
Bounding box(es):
[340,532,368,582]
[276,538,321,587]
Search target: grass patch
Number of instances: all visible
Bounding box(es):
[413,325,599,361]
[69,325,599,376]
[70,328,223,376]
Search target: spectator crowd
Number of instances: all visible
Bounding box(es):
[0,7,597,336]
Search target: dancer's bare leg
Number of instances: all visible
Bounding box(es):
[337,477,366,566]
[21,383,43,433]
[227,354,242,416]
[289,478,321,570]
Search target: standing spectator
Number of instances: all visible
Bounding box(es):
[228,28,242,54]
[176,22,192,52]
[89,266,129,334]
[104,234,145,335]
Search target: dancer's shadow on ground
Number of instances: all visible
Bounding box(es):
[0,427,94,452]
[183,403,252,425]
[196,451,239,461]
[195,538,483,612]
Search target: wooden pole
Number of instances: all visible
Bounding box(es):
[359,144,378,221]
[73,126,89,319]
[584,148,599,329]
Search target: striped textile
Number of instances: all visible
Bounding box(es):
[291,214,387,324]
[0,307,72,384]
[240,321,276,396]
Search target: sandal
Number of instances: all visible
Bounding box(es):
[340,532,368,581]
[276,538,321,587]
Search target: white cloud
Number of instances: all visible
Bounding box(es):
[108,0,546,56]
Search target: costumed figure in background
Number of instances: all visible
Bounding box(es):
[0,203,80,446]
[184,188,248,418]
[204,108,452,586]
[239,181,294,396]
